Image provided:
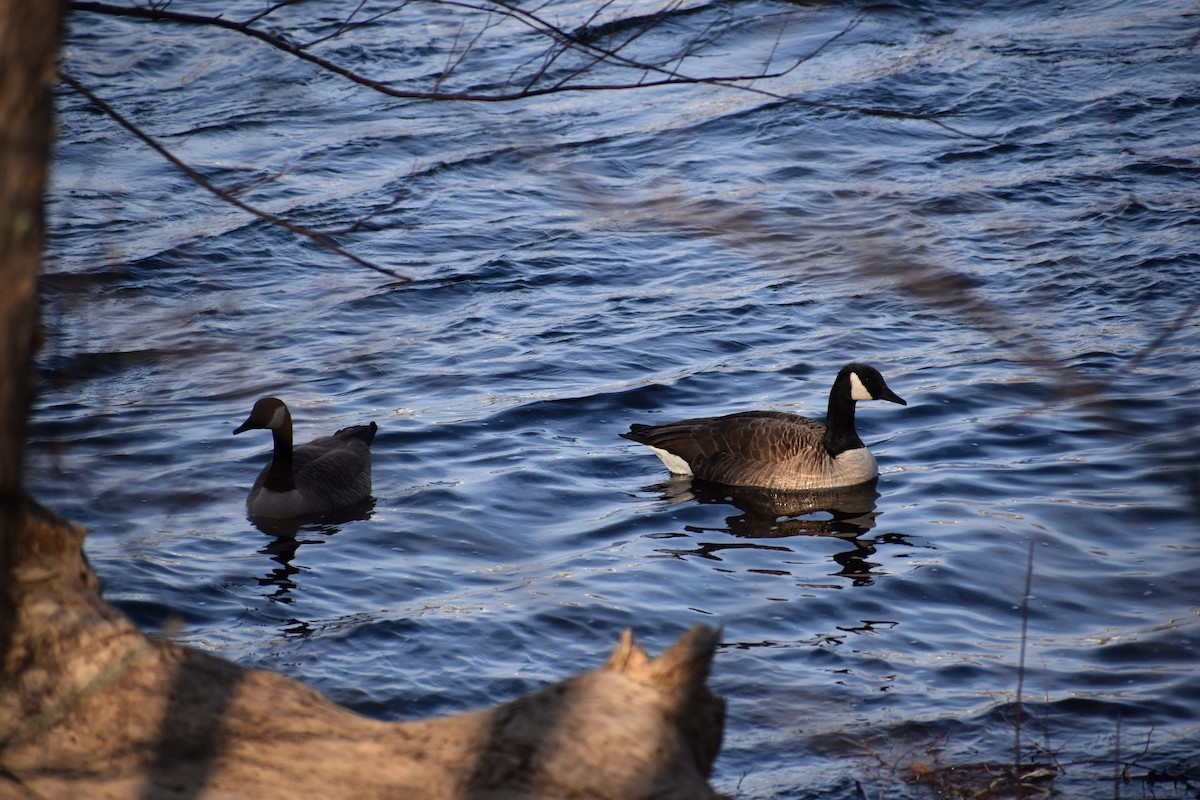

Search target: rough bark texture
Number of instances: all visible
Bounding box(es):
[0,0,59,486]
[0,501,727,799]
[1,0,67,665]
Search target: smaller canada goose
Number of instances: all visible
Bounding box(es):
[621,363,906,491]
[233,397,378,518]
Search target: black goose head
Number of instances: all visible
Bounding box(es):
[840,363,906,406]
[233,397,290,435]
[822,363,906,457]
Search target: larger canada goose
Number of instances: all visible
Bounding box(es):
[233,397,378,518]
[621,363,906,491]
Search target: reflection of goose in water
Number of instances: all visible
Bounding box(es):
[622,363,906,490]
[645,478,916,586]
[252,498,376,603]
[655,477,881,539]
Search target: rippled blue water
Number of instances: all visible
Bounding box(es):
[33,0,1200,796]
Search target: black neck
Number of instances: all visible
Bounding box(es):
[263,418,295,492]
[822,374,864,457]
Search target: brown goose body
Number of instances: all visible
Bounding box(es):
[234,397,377,518]
[622,363,905,491]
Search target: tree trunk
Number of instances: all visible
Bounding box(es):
[0,0,67,659]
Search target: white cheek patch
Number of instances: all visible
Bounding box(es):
[849,371,873,401]
[267,405,288,430]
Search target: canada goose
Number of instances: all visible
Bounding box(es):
[621,363,906,490]
[233,397,378,518]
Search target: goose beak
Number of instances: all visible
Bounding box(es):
[233,418,255,435]
[881,388,907,406]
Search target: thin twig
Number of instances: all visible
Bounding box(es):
[1014,539,1036,780]
[243,0,304,27]
[58,71,408,282]
[483,0,999,142]
[69,0,998,142]
[1113,712,1125,798]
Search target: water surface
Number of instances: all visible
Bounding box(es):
[34,1,1200,796]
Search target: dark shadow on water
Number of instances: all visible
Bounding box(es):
[646,477,917,586]
[249,497,375,604]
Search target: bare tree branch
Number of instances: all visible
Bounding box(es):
[60,1,999,274]
[57,71,409,283]
[68,0,996,144]
[472,0,1000,142]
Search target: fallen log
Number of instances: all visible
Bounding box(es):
[0,500,727,799]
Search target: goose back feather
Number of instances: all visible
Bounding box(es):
[234,397,377,518]
[622,363,905,491]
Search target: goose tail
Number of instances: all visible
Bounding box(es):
[336,421,378,447]
[620,423,653,443]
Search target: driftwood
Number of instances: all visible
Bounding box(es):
[0,500,727,799]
